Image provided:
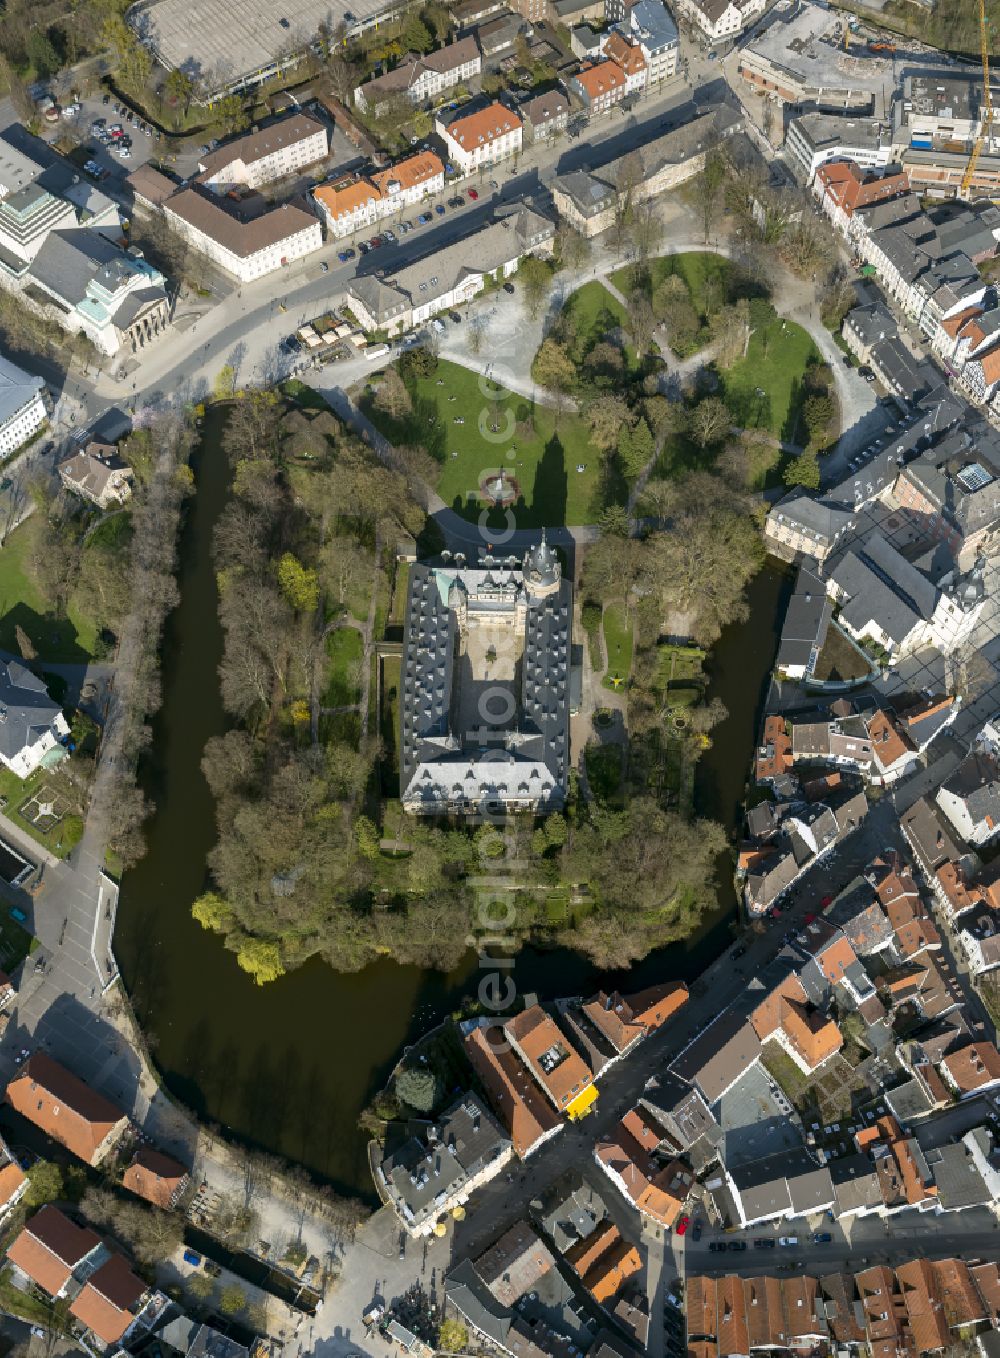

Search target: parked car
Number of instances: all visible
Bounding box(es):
[369,236,383,248]
[358,241,370,254]
[383,229,396,243]
[708,1241,726,1253]
[779,1237,799,1247]
[676,1216,690,1236]
[435,203,446,215]
[813,1233,832,1244]
[731,944,747,959]
[692,1220,702,1241]
[468,187,479,199]
[503,282,515,294]
[418,212,431,224]
[489,178,499,188]
[320,261,329,272]
[103,93,111,104]
[727,1241,747,1252]
[449,311,462,323]
[753,1238,776,1250]
[337,248,356,262]
[431,317,446,333]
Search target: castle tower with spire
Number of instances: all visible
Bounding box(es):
[522,530,561,599]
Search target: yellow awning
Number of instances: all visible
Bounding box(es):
[566,1084,598,1120]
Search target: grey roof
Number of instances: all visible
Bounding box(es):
[521,88,570,128]
[642,1071,722,1156]
[884,1076,937,1125]
[554,169,615,216]
[746,850,800,909]
[159,1319,248,1358]
[446,1259,514,1347]
[670,1009,762,1104]
[929,201,1000,260]
[0,352,44,426]
[769,489,855,550]
[747,800,781,840]
[868,336,939,402]
[730,1149,833,1222]
[829,1153,883,1214]
[830,533,938,646]
[27,228,137,307]
[385,209,554,311]
[897,418,1000,540]
[831,788,868,836]
[826,888,895,955]
[378,1094,509,1229]
[939,749,1000,828]
[844,300,898,349]
[777,562,832,673]
[0,660,62,764]
[901,796,962,871]
[626,0,678,50]
[923,1139,991,1209]
[349,275,409,324]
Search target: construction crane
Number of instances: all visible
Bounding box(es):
[960,0,992,199]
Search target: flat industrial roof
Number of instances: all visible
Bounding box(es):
[128,0,394,92]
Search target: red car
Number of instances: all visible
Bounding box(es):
[676,1215,690,1236]
[804,911,817,923]
[820,895,833,907]
[769,905,782,918]
[468,187,479,199]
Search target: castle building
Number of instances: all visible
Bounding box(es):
[400,537,571,816]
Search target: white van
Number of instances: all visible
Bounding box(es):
[778,1237,799,1247]
[365,344,390,362]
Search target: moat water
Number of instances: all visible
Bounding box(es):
[114,409,791,1198]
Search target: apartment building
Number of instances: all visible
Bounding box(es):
[463,1023,562,1158]
[814,161,908,237]
[354,37,482,113]
[503,1004,597,1119]
[312,176,381,237]
[313,152,445,236]
[435,101,523,173]
[197,113,328,191]
[162,190,322,283]
[674,0,764,45]
[600,33,647,93]
[619,0,678,82]
[568,58,627,113]
[0,352,45,456]
[520,88,571,141]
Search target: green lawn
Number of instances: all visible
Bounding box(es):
[602,603,633,691]
[718,311,822,444]
[323,626,363,707]
[364,358,601,527]
[0,523,100,662]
